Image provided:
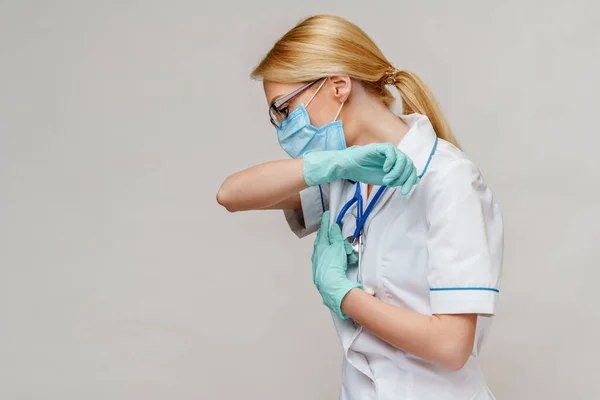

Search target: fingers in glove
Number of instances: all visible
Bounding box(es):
[347,251,359,266]
[329,222,344,244]
[382,154,409,186]
[344,239,354,256]
[381,144,397,173]
[386,160,414,188]
[401,169,419,195]
[316,211,331,246]
[385,162,417,188]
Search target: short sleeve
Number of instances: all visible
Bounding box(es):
[283,184,329,238]
[426,159,504,315]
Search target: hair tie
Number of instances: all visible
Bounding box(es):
[384,67,400,85]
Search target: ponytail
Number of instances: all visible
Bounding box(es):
[391,70,461,149]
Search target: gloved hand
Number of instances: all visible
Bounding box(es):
[311,211,362,319]
[303,142,419,195]
[345,241,359,267]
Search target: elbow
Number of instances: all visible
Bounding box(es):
[440,352,470,371]
[428,315,477,371]
[216,185,239,213]
[437,344,472,371]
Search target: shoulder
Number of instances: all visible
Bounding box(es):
[421,139,494,213]
[427,140,485,185]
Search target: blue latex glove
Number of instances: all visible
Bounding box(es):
[303,142,419,195]
[311,211,362,319]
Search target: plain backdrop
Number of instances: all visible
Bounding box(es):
[1,1,599,399]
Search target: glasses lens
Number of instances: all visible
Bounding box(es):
[269,107,281,128]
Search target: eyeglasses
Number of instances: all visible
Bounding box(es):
[269,78,322,128]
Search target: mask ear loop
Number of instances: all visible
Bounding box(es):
[334,102,345,121]
[306,77,345,122]
[305,78,328,108]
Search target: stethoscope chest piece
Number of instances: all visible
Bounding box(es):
[346,236,359,253]
[344,232,364,284]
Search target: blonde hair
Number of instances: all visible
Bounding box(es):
[251,14,460,149]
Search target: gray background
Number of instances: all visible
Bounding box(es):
[1,1,598,399]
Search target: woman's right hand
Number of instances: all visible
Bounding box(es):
[303,143,420,195]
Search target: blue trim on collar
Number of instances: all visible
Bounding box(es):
[418,136,438,179]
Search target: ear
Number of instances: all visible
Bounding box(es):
[329,75,352,104]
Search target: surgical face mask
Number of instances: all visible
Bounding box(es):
[275,80,346,159]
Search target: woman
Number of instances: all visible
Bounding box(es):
[217,14,503,400]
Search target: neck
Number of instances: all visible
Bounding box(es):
[342,98,409,147]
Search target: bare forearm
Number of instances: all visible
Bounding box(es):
[216,159,307,212]
[341,288,476,370]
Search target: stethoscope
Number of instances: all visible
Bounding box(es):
[335,136,439,285]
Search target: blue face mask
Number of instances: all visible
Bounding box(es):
[275,81,346,158]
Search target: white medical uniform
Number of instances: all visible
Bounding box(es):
[284,113,503,400]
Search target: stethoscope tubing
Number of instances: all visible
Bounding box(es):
[335,136,439,239]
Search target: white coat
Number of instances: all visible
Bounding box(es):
[284,113,503,400]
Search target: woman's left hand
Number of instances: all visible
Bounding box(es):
[311,211,362,319]
[303,143,420,195]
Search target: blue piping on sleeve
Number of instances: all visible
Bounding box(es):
[430,287,500,293]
